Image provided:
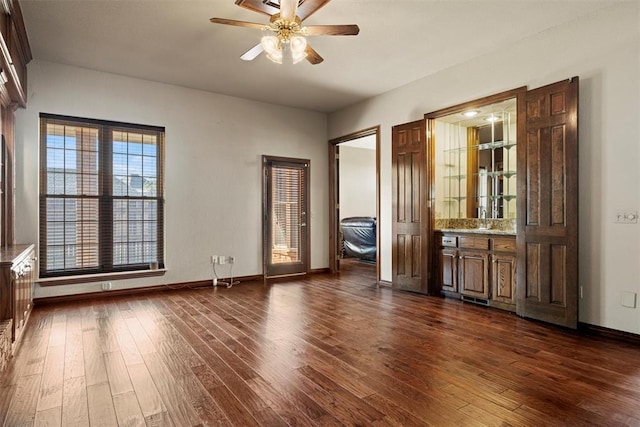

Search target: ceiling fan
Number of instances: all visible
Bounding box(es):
[210,0,360,65]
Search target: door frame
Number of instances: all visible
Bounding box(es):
[262,155,311,279]
[328,126,380,282]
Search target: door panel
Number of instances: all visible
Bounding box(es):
[517,78,578,328]
[459,251,489,299]
[392,120,430,293]
[263,156,310,278]
[492,253,516,304]
[440,248,457,292]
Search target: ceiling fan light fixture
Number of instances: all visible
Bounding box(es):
[261,34,307,65]
[261,35,283,63]
[290,36,308,64]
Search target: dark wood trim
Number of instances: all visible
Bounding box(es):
[39,113,165,133]
[328,127,381,145]
[328,126,381,283]
[378,280,392,287]
[424,86,527,119]
[1,107,14,245]
[579,322,640,345]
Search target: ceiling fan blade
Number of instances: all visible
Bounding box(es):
[235,0,331,22]
[234,0,277,16]
[240,43,264,61]
[297,0,332,21]
[209,17,265,30]
[280,0,298,21]
[305,24,360,36]
[305,45,324,65]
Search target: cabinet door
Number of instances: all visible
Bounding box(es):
[440,248,458,292]
[459,250,489,299]
[492,254,516,304]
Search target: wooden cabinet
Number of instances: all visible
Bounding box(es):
[491,254,516,302]
[459,250,490,299]
[0,244,35,352]
[437,232,515,311]
[440,248,457,292]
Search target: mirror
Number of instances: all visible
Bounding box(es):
[433,98,517,220]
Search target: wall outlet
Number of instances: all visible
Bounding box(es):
[101,282,112,291]
[621,291,637,308]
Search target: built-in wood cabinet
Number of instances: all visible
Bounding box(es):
[0,244,35,354]
[437,232,516,311]
[0,1,32,247]
[426,79,578,328]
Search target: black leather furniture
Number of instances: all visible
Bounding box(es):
[340,217,376,262]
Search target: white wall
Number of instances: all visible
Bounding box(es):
[15,60,328,298]
[328,3,640,334]
[338,146,376,220]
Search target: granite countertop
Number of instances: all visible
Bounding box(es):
[435,228,516,236]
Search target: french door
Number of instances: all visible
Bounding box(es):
[262,156,310,278]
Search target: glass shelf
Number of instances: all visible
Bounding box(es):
[443,170,516,180]
[444,140,517,154]
[435,101,517,220]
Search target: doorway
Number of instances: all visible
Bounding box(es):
[328,126,380,282]
[262,155,310,278]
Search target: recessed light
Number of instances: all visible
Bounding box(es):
[462,110,479,117]
[485,115,500,123]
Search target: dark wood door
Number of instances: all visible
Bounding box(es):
[391,120,430,293]
[517,78,579,328]
[263,156,310,278]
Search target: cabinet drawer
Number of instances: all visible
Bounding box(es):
[441,236,458,248]
[459,236,489,250]
[492,237,516,252]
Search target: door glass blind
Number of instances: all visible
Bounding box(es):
[270,165,303,264]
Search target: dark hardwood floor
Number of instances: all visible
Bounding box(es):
[1,262,639,426]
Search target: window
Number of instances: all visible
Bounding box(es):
[39,114,165,278]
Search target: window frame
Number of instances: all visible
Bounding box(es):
[39,113,165,279]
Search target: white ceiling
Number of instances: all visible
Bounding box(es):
[20,0,615,113]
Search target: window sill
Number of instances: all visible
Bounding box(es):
[37,269,167,286]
